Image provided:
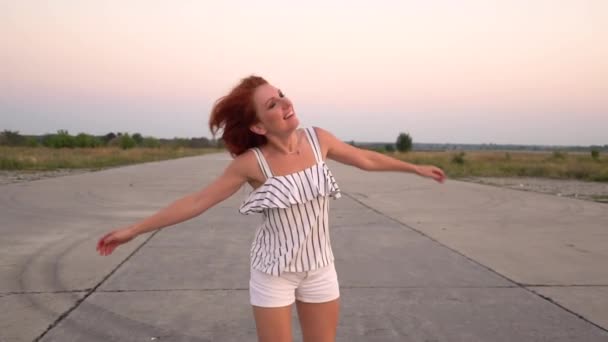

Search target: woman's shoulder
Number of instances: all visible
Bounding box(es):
[228,149,263,179]
[308,126,340,152]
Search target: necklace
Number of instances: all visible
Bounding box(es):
[284,131,302,155]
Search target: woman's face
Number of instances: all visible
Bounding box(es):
[251,83,299,135]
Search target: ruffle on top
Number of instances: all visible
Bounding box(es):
[239,161,341,214]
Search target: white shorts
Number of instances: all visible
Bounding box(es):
[249,263,340,308]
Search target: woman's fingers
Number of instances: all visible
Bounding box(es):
[97,235,107,251]
[433,168,446,183]
[422,166,445,183]
[97,231,118,256]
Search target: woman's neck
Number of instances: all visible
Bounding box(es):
[266,129,302,155]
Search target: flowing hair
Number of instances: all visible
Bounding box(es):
[209,75,268,156]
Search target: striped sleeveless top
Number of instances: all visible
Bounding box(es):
[239,127,341,276]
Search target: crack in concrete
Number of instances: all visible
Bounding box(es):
[524,284,608,287]
[342,192,608,334]
[1,289,91,296]
[33,229,162,342]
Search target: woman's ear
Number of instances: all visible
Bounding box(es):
[250,123,267,136]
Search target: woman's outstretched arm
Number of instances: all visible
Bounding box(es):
[316,127,446,183]
[97,155,251,256]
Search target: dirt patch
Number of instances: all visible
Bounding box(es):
[464,177,608,203]
[0,169,93,186]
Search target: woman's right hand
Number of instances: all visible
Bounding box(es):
[96,227,138,256]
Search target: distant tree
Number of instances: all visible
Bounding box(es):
[75,133,102,148]
[1,130,27,146]
[189,137,211,148]
[396,132,413,152]
[142,137,161,148]
[385,144,395,152]
[119,133,136,149]
[132,133,143,145]
[43,130,76,148]
[171,138,190,149]
[102,132,117,145]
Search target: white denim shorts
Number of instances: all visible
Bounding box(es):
[249,263,340,308]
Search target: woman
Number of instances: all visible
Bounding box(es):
[97,75,446,342]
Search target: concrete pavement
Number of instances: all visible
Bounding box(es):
[1,153,606,341]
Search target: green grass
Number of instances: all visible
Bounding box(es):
[0,146,223,171]
[391,151,608,182]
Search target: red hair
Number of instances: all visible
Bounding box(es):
[209,75,268,156]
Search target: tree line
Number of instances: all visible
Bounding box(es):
[2,129,414,152]
[0,130,222,149]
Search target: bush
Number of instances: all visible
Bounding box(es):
[385,144,395,152]
[132,133,144,146]
[171,138,190,149]
[119,133,136,150]
[0,130,27,146]
[75,133,102,148]
[396,132,412,152]
[142,137,161,148]
[101,132,117,145]
[451,152,466,164]
[591,149,600,161]
[26,137,39,147]
[43,130,76,148]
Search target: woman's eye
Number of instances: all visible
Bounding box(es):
[269,102,276,109]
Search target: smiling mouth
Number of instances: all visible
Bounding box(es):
[284,111,295,120]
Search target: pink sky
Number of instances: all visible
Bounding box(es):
[1,0,607,145]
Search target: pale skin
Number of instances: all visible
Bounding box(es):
[97,83,446,342]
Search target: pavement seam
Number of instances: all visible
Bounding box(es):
[343,192,608,334]
[92,285,520,293]
[1,289,90,296]
[524,284,608,287]
[33,229,161,342]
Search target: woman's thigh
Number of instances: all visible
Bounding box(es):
[252,304,293,342]
[296,298,340,342]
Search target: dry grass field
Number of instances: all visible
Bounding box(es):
[393,150,608,182]
[0,146,221,170]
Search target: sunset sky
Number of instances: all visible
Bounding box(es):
[2,0,606,145]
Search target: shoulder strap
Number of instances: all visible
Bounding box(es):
[252,147,273,178]
[304,127,323,163]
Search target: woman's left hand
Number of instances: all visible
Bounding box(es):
[415,165,446,183]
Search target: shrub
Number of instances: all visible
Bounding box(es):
[25,137,39,147]
[132,133,144,146]
[43,130,76,148]
[101,132,117,145]
[75,133,102,148]
[142,137,161,148]
[0,130,27,146]
[119,133,136,150]
[451,152,466,164]
[591,149,600,161]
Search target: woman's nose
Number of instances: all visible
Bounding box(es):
[280,97,291,109]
